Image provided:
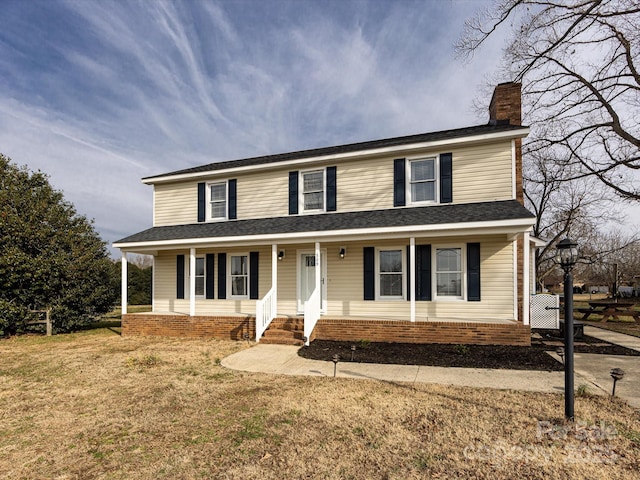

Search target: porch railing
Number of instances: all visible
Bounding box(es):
[255,287,277,342]
[303,286,321,346]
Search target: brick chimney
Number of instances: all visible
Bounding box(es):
[489,82,522,126]
[490,82,526,326]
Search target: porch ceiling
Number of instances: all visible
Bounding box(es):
[114,199,535,251]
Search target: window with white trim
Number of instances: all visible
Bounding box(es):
[208,182,227,220]
[301,169,325,212]
[230,254,248,297]
[435,246,463,299]
[194,257,205,297]
[377,248,404,299]
[409,158,437,203]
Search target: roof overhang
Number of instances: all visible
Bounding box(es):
[143,128,530,185]
[114,217,535,254]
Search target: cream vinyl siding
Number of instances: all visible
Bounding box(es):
[154,183,197,226]
[151,140,515,226]
[451,142,513,203]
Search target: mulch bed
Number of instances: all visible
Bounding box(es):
[298,329,640,371]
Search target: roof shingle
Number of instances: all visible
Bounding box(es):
[114,200,535,246]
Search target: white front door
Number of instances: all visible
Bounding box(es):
[297,250,327,314]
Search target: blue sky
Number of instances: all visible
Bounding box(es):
[1,0,511,255]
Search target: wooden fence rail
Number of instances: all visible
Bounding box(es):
[27,308,52,336]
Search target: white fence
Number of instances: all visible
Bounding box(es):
[530,294,560,329]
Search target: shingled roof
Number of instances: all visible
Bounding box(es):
[114,199,535,246]
[143,123,527,181]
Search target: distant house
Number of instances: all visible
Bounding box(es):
[114,83,539,346]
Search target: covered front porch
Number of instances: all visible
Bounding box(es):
[119,231,534,346]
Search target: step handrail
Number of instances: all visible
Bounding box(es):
[256,287,277,342]
[303,287,321,346]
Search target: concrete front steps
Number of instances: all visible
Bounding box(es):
[259,317,305,346]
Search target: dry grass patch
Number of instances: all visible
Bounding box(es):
[0,329,639,479]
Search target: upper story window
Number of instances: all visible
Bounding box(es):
[289,167,336,215]
[409,158,437,204]
[394,153,451,207]
[435,246,463,299]
[302,170,325,212]
[208,182,227,220]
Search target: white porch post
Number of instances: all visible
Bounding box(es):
[315,241,321,309]
[410,237,416,323]
[189,248,196,317]
[272,244,278,314]
[523,231,530,326]
[121,251,128,315]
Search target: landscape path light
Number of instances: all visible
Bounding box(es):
[557,238,579,421]
[610,368,625,396]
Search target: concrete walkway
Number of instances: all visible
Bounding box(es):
[221,326,640,408]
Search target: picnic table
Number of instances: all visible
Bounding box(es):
[578,300,639,322]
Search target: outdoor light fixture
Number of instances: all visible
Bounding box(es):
[278,250,285,261]
[332,354,340,377]
[556,237,579,421]
[557,238,579,269]
[350,344,356,362]
[610,368,625,396]
[339,247,346,259]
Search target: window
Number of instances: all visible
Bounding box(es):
[377,249,404,299]
[301,170,324,212]
[208,182,227,220]
[195,257,205,297]
[230,255,248,297]
[435,247,463,298]
[409,158,436,203]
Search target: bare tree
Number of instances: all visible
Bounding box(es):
[458,0,640,201]
[525,148,621,290]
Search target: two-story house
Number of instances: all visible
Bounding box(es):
[114,83,540,346]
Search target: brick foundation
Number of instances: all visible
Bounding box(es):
[122,314,254,340]
[122,314,530,346]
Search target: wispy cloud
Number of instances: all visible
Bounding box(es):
[0,0,514,254]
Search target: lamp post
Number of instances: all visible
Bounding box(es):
[557,238,579,421]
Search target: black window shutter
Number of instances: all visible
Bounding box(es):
[228,179,237,220]
[393,159,406,207]
[440,153,453,203]
[326,166,337,212]
[205,253,215,299]
[176,255,185,299]
[197,182,206,222]
[363,247,375,300]
[250,251,259,299]
[416,245,432,301]
[218,253,227,299]
[467,243,481,301]
[289,171,299,215]
[406,245,411,301]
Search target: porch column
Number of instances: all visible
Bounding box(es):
[272,244,278,313]
[523,231,530,325]
[315,241,321,310]
[189,247,196,317]
[121,251,128,315]
[410,237,416,322]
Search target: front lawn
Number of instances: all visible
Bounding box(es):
[1,330,638,479]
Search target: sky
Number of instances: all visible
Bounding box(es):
[1,0,516,256]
